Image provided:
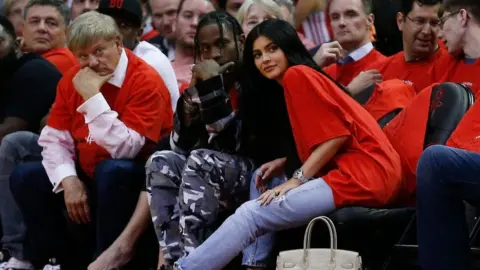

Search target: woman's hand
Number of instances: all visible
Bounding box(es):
[255,157,287,189]
[257,178,301,206]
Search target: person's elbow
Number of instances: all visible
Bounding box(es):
[0,117,29,141]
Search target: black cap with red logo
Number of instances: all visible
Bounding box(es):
[97,0,143,27]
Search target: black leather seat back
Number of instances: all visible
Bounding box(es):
[378,109,402,128]
[424,82,475,148]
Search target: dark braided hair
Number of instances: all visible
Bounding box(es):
[193,10,244,63]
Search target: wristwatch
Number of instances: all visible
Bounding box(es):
[293,168,310,184]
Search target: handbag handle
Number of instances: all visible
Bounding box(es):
[302,216,338,268]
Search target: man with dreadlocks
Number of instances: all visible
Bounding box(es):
[145,10,269,270]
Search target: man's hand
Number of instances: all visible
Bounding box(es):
[347,70,383,96]
[62,176,91,224]
[313,41,344,67]
[73,67,113,101]
[191,60,235,85]
[257,178,301,206]
[255,157,287,190]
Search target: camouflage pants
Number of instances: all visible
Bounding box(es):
[145,149,255,262]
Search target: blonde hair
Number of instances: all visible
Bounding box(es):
[236,0,283,25]
[67,11,121,52]
[3,0,17,15]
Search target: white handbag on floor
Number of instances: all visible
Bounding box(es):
[276,216,362,270]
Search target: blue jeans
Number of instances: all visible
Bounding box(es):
[176,177,336,270]
[10,159,157,269]
[417,145,480,270]
[0,131,42,260]
[242,170,287,267]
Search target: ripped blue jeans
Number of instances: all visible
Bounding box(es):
[176,176,336,270]
[242,170,287,267]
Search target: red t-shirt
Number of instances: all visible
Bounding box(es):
[429,55,480,97]
[363,79,416,122]
[323,49,386,86]
[447,100,480,152]
[383,86,435,205]
[42,47,77,75]
[47,49,173,177]
[282,65,402,207]
[369,48,446,92]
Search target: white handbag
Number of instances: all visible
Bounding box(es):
[276,216,362,270]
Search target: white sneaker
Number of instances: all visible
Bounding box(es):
[42,265,60,270]
[0,257,34,270]
[42,259,60,270]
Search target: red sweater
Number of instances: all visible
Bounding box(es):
[47,49,173,176]
[323,49,386,86]
[369,48,446,92]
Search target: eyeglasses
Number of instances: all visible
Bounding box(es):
[439,11,461,29]
[405,15,441,28]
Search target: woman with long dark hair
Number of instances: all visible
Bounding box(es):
[173,19,402,270]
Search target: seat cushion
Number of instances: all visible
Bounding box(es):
[328,207,415,228]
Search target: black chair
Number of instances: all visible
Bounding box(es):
[328,82,475,270]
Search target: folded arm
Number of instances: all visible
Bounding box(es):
[38,126,77,193]
[77,93,146,159]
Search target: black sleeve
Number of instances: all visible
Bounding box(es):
[4,60,61,131]
[170,75,233,153]
[196,75,234,125]
[309,45,321,56]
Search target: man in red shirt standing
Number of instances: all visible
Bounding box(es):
[10,10,172,270]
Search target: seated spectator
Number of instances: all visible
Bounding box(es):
[318,0,386,94]
[10,11,172,269]
[146,11,262,269]
[0,15,62,270]
[218,0,243,16]
[173,19,402,270]
[369,0,445,92]
[384,0,480,205]
[170,0,215,86]
[97,0,179,110]
[416,2,480,267]
[22,0,77,75]
[3,0,27,36]
[236,0,282,35]
[429,0,480,96]
[148,0,178,59]
[416,146,480,270]
[314,0,414,122]
[0,1,178,269]
[0,16,60,142]
[70,0,98,20]
[274,0,316,49]
[443,0,480,155]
